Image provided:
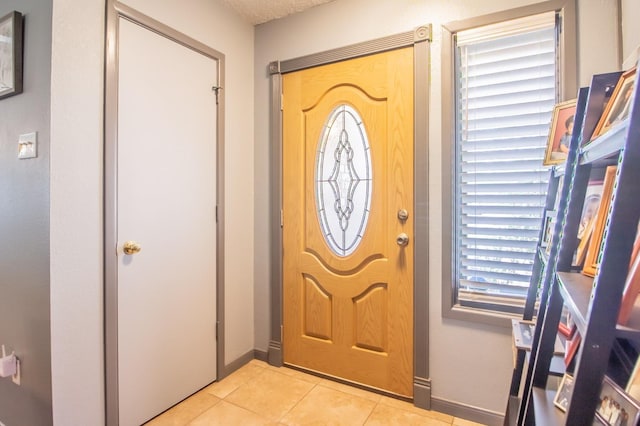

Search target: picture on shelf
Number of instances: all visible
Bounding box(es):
[597,376,640,426]
[564,331,581,368]
[541,210,557,248]
[554,373,574,412]
[627,355,640,403]
[543,99,577,165]
[618,223,640,325]
[573,179,604,267]
[592,67,637,140]
[558,311,577,339]
[553,174,566,211]
[583,166,618,277]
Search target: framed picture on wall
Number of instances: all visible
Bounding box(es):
[543,99,577,165]
[0,11,24,100]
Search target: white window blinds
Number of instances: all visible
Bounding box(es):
[455,12,558,312]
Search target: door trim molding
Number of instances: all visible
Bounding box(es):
[104,2,226,424]
[268,27,432,408]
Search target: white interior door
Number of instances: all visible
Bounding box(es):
[116,18,218,426]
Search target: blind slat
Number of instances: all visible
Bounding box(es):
[461,247,539,261]
[460,268,532,285]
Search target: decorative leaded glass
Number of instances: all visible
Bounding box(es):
[315,104,372,257]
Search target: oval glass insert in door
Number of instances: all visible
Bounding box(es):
[315,104,372,257]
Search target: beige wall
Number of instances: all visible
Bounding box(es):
[50,0,254,424]
[622,0,640,66]
[253,0,620,414]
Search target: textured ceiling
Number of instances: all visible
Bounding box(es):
[220,0,335,25]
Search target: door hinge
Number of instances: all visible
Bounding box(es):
[281,209,284,228]
[216,321,220,341]
[212,86,222,104]
[216,205,218,223]
[280,93,284,111]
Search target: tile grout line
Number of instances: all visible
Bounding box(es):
[184,396,224,426]
[361,400,380,426]
[275,378,319,424]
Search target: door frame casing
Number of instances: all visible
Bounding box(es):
[268,27,432,409]
[104,2,226,424]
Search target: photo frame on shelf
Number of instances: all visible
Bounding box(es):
[573,179,605,267]
[558,311,577,339]
[564,331,581,368]
[597,376,640,426]
[627,356,640,403]
[618,224,640,325]
[575,215,596,267]
[541,210,557,248]
[591,67,637,140]
[581,72,622,145]
[0,11,24,100]
[554,373,574,412]
[553,174,566,212]
[543,99,577,166]
[582,166,618,277]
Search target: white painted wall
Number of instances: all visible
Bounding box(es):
[621,0,640,65]
[253,0,620,414]
[50,1,105,424]
[50,0,254,423]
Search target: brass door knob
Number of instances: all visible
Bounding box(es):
[396,233,409,247]
[397,209,409,221]
[123,241,142,255]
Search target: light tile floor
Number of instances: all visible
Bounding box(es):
[146,360,486,426]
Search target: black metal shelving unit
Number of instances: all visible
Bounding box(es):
[505,65,640,425]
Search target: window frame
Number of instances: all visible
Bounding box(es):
[441,0,577,326]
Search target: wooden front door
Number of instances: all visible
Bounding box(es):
[282,47,414,397]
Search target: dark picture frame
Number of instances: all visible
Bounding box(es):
[0,11,24,100]
[583,166,617,278]
[597,376,640,426]
[592,67,637,140]
[543,99,577,166]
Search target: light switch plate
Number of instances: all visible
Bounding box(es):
[18,132,37,159]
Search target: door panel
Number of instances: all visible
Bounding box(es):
[117,18,217,426]
[283,47,414,397]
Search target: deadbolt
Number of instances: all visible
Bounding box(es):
[396,233,409,247]
[397,209,409,221]
[123,241,142,255]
